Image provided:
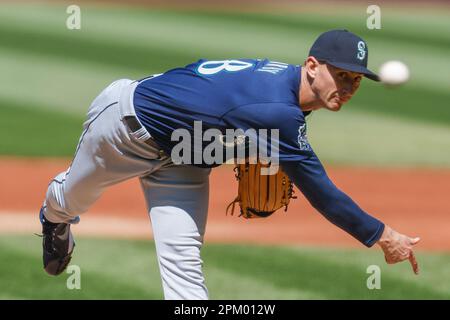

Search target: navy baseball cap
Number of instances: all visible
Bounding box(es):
[309,29,380,81]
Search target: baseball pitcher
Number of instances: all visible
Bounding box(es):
[39,29,420,299]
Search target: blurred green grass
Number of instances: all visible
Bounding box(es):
[0,3,449,166]
[0,235,449,299]
[0,99,83,156]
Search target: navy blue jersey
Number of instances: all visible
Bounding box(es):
[133,58,384,247]
[134,59,308,164]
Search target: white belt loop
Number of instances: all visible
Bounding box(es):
[119,80,139,120]
[119,80,154,143]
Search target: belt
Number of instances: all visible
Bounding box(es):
[123,116,167,159]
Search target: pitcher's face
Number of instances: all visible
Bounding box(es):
[318,63,363,111]
[306,57,363,111]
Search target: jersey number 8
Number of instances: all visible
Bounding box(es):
[197,60,253,75]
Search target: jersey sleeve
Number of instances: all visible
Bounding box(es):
[224,102,385,247]
[281,154,385,247]
[222,102,314,162]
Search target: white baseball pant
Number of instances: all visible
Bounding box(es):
[43,79,211,300]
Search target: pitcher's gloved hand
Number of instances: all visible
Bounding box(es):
[226,162,296,219]
[377,224,420,275]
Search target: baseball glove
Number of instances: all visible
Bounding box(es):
[226,162,296,219]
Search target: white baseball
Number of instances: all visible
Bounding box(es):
[378,60,410,86]
[378,60,409,86]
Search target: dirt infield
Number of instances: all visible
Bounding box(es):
[1,157,449,251]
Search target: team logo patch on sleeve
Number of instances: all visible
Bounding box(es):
[297,123,311,151]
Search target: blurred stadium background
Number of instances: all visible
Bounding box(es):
[0,0,449,299]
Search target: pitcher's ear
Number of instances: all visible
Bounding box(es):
[305,56,320,79]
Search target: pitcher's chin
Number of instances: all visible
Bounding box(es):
[327,100,343,112]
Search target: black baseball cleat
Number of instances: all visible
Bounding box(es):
[39,207,75,276]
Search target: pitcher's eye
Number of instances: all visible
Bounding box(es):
[338,72,348,80]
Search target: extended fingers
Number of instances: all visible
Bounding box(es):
[409,252,419,275]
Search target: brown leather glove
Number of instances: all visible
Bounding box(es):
[226,162,296,219]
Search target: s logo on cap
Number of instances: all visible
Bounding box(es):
[357,41,366,60]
